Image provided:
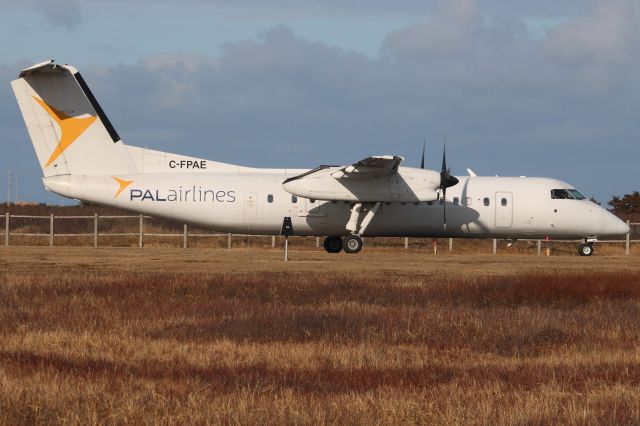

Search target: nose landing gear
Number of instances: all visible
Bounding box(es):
[578,242,594,256]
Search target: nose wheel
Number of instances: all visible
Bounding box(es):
[578,243,593,256]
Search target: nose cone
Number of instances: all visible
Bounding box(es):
[601,211,630,236]
[620,218,631,235]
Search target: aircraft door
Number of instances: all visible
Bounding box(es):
[495,192,513,228]
[244,192,258,231]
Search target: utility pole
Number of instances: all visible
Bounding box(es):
[7,169,13,206]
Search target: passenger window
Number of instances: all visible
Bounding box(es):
[291,195,298,203]
[453,197,459,205]
[483,197,490,206]
[267,194,273,203]
[310,199,316,203]
[501,198,508,206]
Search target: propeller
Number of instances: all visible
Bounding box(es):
[420,139,426,169]
[439,140,459,230]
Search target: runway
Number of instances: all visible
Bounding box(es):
[2,246,638,276]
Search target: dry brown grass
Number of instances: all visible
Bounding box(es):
[0,248,639,424]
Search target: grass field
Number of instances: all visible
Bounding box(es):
[1,247,640,424]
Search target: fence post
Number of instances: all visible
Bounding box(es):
[284,236,289,261]
[94,214,98,248]
[537,240,542,256]
[227,233,232,249]
[449,238,453,252]
[492,238,497,254]
[138,215,144,248]
[271,235,275,248]
[626,220,631,256]
[4,212,8,246]
[404,237,409,249]
[183,224,188,249]
[49,214,54,247]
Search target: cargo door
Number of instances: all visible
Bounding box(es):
[495,192,513,228]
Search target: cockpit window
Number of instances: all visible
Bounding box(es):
[551,189,586,200]
[551,189,571,199]
[568,189,586,200]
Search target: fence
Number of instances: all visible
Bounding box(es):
[1,213,319,250]
[1,212,638,255]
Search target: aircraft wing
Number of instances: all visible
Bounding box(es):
[331,155,404,179]
[282,154,441,203]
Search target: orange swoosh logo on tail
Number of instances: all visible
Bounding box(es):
[33,96,97,167]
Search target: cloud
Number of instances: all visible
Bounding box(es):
[545,0,640,63]
[36,0,83,30]
[2,0,639,203]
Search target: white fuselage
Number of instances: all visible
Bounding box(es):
[42,166,628,240]
[12,60,628,245]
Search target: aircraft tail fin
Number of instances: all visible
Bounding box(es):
[10,60,137,177]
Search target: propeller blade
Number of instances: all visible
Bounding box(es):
[438,139,457,230]
[439,140,459,189]
[442,186,447,230]
[420,139,426,169]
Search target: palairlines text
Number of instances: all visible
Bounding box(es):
[129,187,236,203]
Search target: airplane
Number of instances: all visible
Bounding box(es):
[10,60,630,257]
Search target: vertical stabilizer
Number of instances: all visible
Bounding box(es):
[11,60,137,177]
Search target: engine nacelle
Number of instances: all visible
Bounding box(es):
[282,166,442,203]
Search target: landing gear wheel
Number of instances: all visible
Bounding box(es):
[343,235,363,254]
[578,243,593,257]
[324,236,343,253]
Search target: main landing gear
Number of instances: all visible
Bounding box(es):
[323,236,343,253]
[343,235,363,253]
[578,242,594,257]
[323,235,363,254]
[323,201,379,254]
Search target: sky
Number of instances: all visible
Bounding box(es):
[0,0,638,205]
